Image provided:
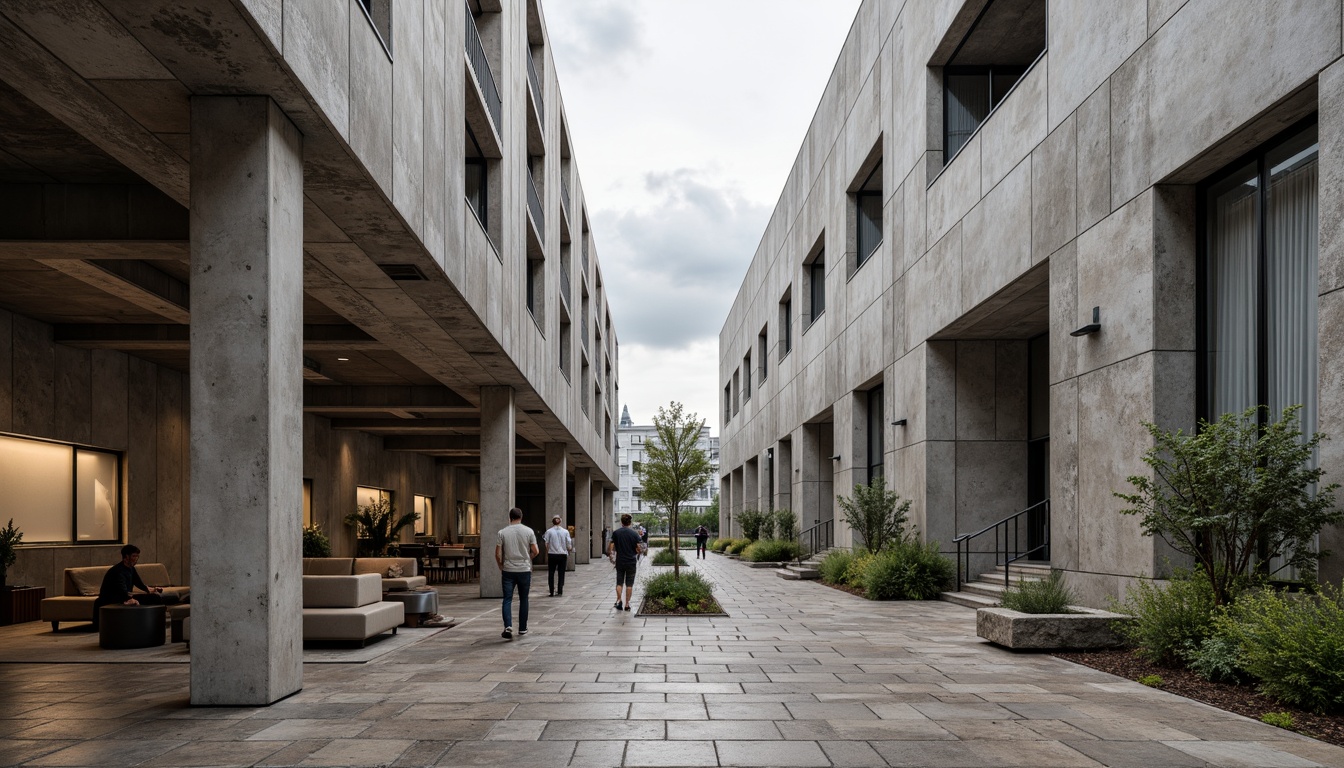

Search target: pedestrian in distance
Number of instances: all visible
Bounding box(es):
[495,507,538,640]
[543,515,573,596]
[694,524,710,559]
[608,514,644,611]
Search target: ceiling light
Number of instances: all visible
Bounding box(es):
[337,357,350,361]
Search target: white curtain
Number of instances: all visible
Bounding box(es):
[945,74,988,160]
[1208,177,1258,419]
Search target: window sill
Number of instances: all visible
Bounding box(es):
[804,310,825,333]
[465,196,500,261]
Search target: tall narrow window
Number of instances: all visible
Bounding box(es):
[867,386,884,484]
[780,293,793,358]
[854,162,882,269]
[526,256,543,321]
[559,318,571,379]
[1202,121,1318,437]
[758,327,769,383]
[743,352,752,401]
[808,256,826,325]
[724,384,732,423]
[465,125,488,232]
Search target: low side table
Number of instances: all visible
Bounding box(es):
[382,590,438,628]
[99,604,166,649]
[1,586,45,625]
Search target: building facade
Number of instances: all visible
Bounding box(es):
[718,0,1344,605]
[0,0,618,704]
[615,406,720,527]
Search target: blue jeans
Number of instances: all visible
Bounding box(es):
[501,570,530,631]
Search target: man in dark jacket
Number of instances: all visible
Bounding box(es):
[92,544,167,630]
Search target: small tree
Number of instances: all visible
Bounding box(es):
[773,508,798,540]
[1115,405,1341,606]
[636,402,712,578]
[737,509,767,541]
[0,518,22,589]
[344,497,419,557]
[837,477,911,553]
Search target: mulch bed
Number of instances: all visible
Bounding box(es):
[1054,649,1344,748]
[637,598,727,616]
[817,580,868,599]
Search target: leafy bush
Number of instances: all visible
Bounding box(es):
[1138,674,1164,687]
[728,539,752,555]
[744,538,802,563]
[1185,633,1244,684]
[860,541,955,600]
[711,538,735,553]
[1111,574,1218,666]
[819,550,854,585]
[1115,405,1341,606]
[707,538,723,551]
[758,513,776,541]
[837,477,912,553]
[737,509,767,541]
[999,570,1075,614]
[302,523,332,558]
[1219,587,1344,713]
[643,570,718,613]
[773,508,798,539]
[652,547,687,566]
[843,551,875,585]
[1261,712,1296,729]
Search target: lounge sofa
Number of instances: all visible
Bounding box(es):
[302,573,402,644]
[301,557,427,591]
[40,564,190,631]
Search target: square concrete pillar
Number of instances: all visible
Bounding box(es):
[603,488,615,550]
[188,96,303,706]
[589,482,603,559]
[545,443,573,570]
[720,473,733,536]
[743,459,759,513]
[479,386,515,599]
[774,439,793,512]
[793,424,822,534]
[573,467,591,558]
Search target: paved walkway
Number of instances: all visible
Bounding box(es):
[3,555,1343,767]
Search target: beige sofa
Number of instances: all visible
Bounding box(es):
[302,574,402,644]
[301,557,427,591]
[40,564,190,631]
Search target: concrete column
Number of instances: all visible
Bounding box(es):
[743,459,759,514]
[603,488,615,551]
[794,425,822,535]
[545,443,572,570]
[719,473,732,536]
[188,96,303,706]
[760,450,774,512]
[573,467,592,559]
[730,466,745,536]
[479,386,515,598]
[775,439,793,512]
[590,482,603,556]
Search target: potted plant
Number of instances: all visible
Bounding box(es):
[344,498,419,556]
[0,518,21,590]
[302,522,332,558]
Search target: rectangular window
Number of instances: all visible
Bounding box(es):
[457,500,479,536]
[1203,121,1319,432]
[526,256,543,320]
[808,257,826,324]
[466,125,488,232]
[743,352,752,401]
[941,0,1045,165]
[758,327,769,382]
[780,293,793,358]
[414,495,433,536]
[867,386,884,484]
[724,384,732,423]
[855,162,882,269]
[357,0,393,58]
[559,318,571,380]
[732,370,740,416]
[0,434,121,545]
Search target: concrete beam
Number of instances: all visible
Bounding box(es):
[38,259,189,324]
[0,241,188,260]
[54,323,383,352]
[302,384,474,411]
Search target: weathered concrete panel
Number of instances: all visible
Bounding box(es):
[907,224,961,344]
[1047,0,1146,131]
[391,0,424,242]
[979,58,1048,192]
[282,0,350,140]
[1032,115,1077,264]
[955,342,996,441]
[1050,378,1080,571]
[348,0,394,194]
[1075,82,1111,235]
[962,158,1031,311]
[1076,191,1154,376]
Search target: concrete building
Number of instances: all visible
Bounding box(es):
[615,405,719,528]
[0,0,618,704]
[718,0,1344,604]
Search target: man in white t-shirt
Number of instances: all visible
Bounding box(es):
[495,507,539,640]
[542,515,574,597]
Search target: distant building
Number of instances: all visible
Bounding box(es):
[616,406,720,529]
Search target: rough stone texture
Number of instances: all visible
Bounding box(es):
[188,97,303,705]
[479,386,515,600]
[977,606,1131,649]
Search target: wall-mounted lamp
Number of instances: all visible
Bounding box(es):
[1070,306,1102,337]
[891,418,907,427]
[829,454,842,461]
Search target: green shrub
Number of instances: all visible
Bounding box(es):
[860,540,955,600]
[728,539,752,555]
[1220,587,1344,713]
[744,538,802,562]
[819,550,854,585]
[738,509,767,541]
[773,509,798,539]
[1261,712,1296,729]
[843,551,875,586]
[642,570,718,613]
[1138,674,1164,687]
[302,523,332,558]
[1184,632,1244,684]
[999,570,1075,614]
[707,538,723,551]
[652,547,688,566]
[837,477,912,553]
[712,538,735,552]
[1112,574,1218,666]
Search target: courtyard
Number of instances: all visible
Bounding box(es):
[2,556,1341,768]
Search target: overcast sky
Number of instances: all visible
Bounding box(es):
[546,0,862,430]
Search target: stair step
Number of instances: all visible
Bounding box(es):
[777,565,819,580]
[938,590,998,609]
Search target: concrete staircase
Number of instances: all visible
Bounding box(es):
[939,561,1053,608]
[776,547,844,580]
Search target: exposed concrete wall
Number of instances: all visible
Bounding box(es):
[719,0,1344,605]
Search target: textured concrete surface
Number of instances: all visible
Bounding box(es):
[2,556,1341,767]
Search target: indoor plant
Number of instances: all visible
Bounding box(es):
[0,518,21,590]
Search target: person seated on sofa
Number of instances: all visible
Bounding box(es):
[91,545,180,630]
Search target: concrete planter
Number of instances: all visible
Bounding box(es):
[742,561,787,569]
[976,606,1130,650]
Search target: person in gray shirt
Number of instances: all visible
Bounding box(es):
[495,507,538,640]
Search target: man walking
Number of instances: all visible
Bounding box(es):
[495,508,538,640]
[694,524,710,559]
[608,513,644,611]
[543,515,573,596]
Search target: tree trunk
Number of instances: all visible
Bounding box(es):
[671,505,680,579]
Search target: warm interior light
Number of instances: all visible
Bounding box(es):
[337,357,350,361]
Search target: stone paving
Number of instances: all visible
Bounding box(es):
[3,554,1344,767]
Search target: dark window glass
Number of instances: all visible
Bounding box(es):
[781,298,792,355]
[759,329,769,382]
[867,386,884,484]
[466,125,487,230]
[809,259,826,322]
[856,163,882,267]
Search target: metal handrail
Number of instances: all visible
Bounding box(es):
[951,499,1050,590]
[798,518,834,560]
[526,169,544,234]
[526,48,544,123]
[464,4,501,132]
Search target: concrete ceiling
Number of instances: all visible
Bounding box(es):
[948,0,1047,68]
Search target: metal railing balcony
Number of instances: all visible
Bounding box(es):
[526,48,544,124]
[465,5,501,133]
[526,170,544,235]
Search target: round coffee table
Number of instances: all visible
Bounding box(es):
[99,604,166,649]
[382,590,438,628]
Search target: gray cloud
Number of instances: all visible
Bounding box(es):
[546,0,645,73]
[597,170,770,348]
